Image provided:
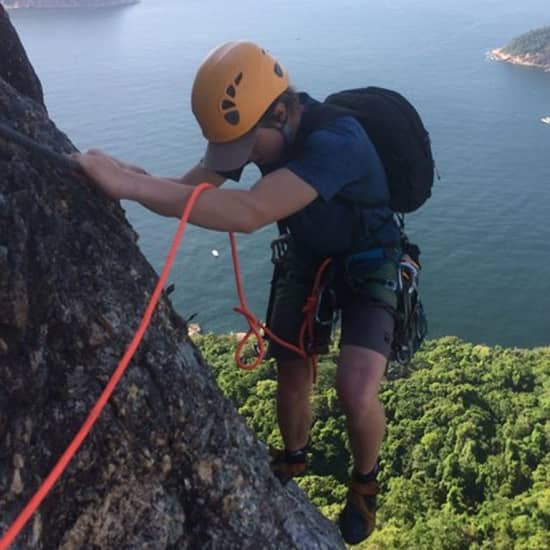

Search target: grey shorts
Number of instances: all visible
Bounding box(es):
[267,243,396,362]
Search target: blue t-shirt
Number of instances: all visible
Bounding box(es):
[220,93,400,256]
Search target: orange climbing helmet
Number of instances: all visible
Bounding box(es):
[192,41,290,171]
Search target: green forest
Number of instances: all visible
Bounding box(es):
[197,334,550,549]
[502,25,550,57]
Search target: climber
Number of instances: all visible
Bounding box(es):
[72,41,406,545]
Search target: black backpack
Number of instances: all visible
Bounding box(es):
[314,88,432,362]
[322,87,435,213]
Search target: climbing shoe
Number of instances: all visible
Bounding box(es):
[269,446,307,484]
[338,466,379,544]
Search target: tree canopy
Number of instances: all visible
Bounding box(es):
[198,334,550,549]
[502,26,550,57]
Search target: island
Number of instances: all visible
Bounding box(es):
[1,0,138,8]
[491,25,550,71]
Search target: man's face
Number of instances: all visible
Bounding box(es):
[249,126,286,167]
[248,102,289,167]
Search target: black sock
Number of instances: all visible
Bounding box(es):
[353,463,379,483]
[285,447,307,464]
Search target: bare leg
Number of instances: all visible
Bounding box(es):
[336,345,387,474]
[276,357,313,451]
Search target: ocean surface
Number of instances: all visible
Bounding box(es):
[8,0,550,347]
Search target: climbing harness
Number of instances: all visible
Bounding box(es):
[270,232,291,265]
[264,232,338,357]
[391,252,428,365]
[231,232,331,378]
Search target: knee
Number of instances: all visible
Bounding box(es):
[335,367,380,416]
[336,346,386,416]
[337,384,379,416]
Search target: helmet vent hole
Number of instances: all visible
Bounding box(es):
[222,99,236,110]
[274,63,283,77]
[226,85,236,98]
[234,72,243,86]
[224,110,240,125]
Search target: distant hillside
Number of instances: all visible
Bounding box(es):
[491,26,550,71]
[1,0,138,8]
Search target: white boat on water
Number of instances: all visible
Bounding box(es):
[541,116,550,124]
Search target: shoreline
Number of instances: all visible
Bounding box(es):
[189,326,550,352]
[3,0,138,9]
[489,47,550,72]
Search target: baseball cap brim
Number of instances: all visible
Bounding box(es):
[202,128,257,172]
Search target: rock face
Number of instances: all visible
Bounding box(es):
[0,7,44,107]
[0,7,344,549]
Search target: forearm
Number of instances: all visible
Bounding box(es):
[125,172,263,232]
[109,156,216,187]
[121,172,192,218]
[78,156,312,234]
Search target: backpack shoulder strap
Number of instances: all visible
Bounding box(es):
[294,102,391,212]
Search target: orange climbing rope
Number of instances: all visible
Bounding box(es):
[231,230,331,382]
[0,181,330,549]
